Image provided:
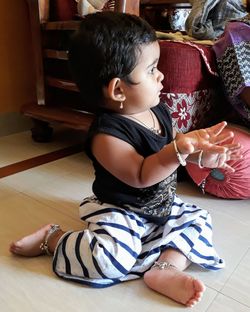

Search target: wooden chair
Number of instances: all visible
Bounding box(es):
[23,0,140,141]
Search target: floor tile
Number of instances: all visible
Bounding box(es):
[0,255,218,312]
[221,249,250,307]
[1,154,93,219]
[207,293,250,312]
[0,127,85,167]
[1,153,92,193]
[0,181,19,200]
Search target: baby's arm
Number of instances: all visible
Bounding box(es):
[92,121,241,188]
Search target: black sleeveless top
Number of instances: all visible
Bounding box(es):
[85,102,177,224]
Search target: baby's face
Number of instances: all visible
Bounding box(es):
[121,41,164,114]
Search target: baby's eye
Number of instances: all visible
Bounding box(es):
[149,67,157,74]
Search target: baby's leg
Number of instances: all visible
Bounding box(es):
[9,224,64,257]
[143,248,206,307]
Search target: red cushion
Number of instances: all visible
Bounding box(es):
[158,41,217,93]
[158,41,223,132]
[186,125,250,199]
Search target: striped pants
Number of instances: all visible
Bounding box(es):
[52,195,224,287]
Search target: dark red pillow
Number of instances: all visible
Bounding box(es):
[186,125,250,199]
[158,40,224,132]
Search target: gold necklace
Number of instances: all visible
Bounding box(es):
[127,110,161,135]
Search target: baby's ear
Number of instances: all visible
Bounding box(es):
[105,78,126,102]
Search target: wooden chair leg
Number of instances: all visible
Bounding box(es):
[31,119,53,142]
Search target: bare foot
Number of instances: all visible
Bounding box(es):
[9,224,53,257]
[144,267,206,307]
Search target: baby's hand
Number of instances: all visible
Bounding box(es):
[200,142,242,172]
[175,121,233,155]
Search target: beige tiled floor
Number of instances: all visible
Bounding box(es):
[1,131,250,312]
[0,126,86,167]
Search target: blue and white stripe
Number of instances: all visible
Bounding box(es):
[52,195,224,287]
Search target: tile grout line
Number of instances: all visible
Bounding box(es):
[216,247,250,308]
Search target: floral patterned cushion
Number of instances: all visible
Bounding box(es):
[160,89,216,132]
[158,40,223,132]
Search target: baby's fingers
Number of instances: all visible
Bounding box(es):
[227,150,243,160]
[212,131,234,145]
[206,121,227,136]
[202,144,227,154]
[225,143,242,150]
[229,154,243,161]
[222,162,236,173]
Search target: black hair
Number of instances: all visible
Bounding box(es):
[68,11,157,113]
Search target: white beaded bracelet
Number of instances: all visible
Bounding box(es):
[173,140,187,166]
[198,150,204,168]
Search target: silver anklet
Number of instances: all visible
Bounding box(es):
[152,261,177,270]
[40,224,61,256]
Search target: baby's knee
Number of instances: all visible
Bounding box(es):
[87,249,136,279]
[54,228,142,280]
